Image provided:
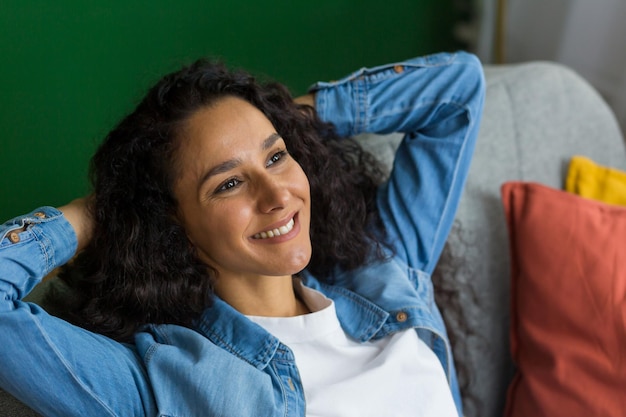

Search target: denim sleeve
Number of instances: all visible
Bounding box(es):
[0,208,156,416]
[310,52,485,273]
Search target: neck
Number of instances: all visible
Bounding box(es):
[214,274,309,317]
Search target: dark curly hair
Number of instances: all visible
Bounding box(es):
[56,59,387,342]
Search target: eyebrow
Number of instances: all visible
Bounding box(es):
[261,132,282,150]
[197,132,282,192]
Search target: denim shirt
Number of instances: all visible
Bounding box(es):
[0,52,485,417]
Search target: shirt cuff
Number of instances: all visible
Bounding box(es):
[1,206,78,273]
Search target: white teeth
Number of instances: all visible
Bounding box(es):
[253,218,295,239]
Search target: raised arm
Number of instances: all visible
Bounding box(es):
[58,196,94,253]
[0,207,156,416]
[309,51,485,273]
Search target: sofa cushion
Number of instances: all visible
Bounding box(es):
[501,181,626,416]
[566,155,626,205]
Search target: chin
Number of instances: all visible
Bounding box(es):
[287,248,312,274]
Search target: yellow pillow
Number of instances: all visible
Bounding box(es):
[566,156,626,206]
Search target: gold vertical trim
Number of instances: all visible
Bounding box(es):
[495,0,507,63]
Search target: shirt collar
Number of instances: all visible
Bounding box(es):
[300,270,390,342]
[193,297,281,370]
[192,273,392,367]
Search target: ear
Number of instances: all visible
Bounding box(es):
[169,205,198,248]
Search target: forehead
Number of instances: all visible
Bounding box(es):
[181,96,274,155]
[173,96,278,185]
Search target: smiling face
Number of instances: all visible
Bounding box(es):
[172,96,312,290]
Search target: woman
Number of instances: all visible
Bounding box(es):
[0,51,484,417]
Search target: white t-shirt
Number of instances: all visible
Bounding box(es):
[247,282,458,417]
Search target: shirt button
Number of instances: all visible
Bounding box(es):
[8,232,20,243]
[33,212,46,219]
[396,311,408,322]
[393,65,404,74]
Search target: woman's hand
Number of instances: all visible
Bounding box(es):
[293,93,316,108]
[58,196,94,253]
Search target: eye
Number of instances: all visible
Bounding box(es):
[215,178,241,194]
[267,150,288,167]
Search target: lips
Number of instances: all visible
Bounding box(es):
[252,216,296,239]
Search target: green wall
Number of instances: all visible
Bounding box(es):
[0,1,457,221]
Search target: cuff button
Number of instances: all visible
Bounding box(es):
[33,212,46,219]
[9,232,20,243]
[393,65,404,74]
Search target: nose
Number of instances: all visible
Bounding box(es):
[256,175,290,213]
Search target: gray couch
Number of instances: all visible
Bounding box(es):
[3,62,625,417]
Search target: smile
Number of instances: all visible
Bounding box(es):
[252,217,295,239]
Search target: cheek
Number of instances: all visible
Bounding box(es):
[195,203,253,247]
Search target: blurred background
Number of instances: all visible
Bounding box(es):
[1,0,624,220]
[474,0,626,137]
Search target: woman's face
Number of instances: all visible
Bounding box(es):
[173,96,312,284]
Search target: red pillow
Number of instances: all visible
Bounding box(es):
[501,181,626,417]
